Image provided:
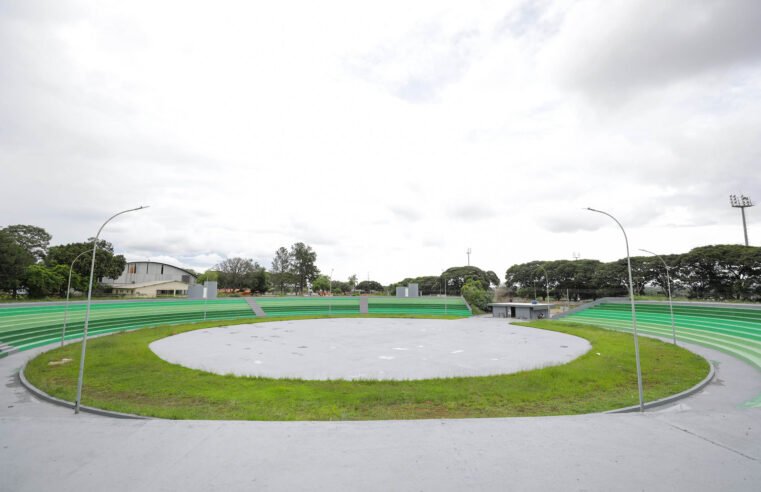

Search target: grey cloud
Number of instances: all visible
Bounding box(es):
[495,0,561,41]
[538,201,674,234]
[389,206,421,222]
[538,214,603,234]
[288,221,339,246]
[449,204,497,221]
[346,24,480,103]
[557,0,761,99]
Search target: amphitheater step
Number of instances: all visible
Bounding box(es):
[244,298,267,317]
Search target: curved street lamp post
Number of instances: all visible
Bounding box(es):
[585,207,644,413]
[75,206,148,414]
[640,249,677,345]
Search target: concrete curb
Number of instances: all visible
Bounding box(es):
[15,319,716,421]
[606,359,716,414]
[19,354,716,421]
[18,364,151,420]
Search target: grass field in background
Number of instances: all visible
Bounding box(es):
[25,317,709,420]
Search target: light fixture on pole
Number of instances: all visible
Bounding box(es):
[729,194,754,246]
[61,248,99,347]
[466,248,471,266]
[585,207,644,412]
[639,249,676,345]
[75,206,148,414]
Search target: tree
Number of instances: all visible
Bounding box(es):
[311,275,330,292]
[196,270,219,284]
[677,245,761,300]
[461,278,493,312]
[45,240,126,283]
[23,264,66,298]
[390,275,444,296]
[245,263,269,294]
[1,225,51,261]
[271,247,294,294]
[506,259,604,300]
[290,242,319,294]
[214,258,270,293]
[332,280,351,294]
[348,274,358,292]
[592,261,629,297]
[356,280,383,293]
[503,245,761,302]
[442,266,499,296]
[216,257,256,290]
[0,230,35,297]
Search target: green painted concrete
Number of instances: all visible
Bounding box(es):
[0,296,470,356]
[565,302,761,407]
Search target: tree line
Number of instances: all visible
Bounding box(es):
[390,265,501,311]
[504,244,761,301]
[0,224,126,298]
[205,242,323,294]
[0,225,378,299]
[201,243,382,295]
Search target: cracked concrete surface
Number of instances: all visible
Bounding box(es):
[149,317,591,380]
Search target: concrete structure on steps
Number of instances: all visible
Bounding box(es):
[489,302,554,320]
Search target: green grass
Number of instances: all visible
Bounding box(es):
[24,317,709,420]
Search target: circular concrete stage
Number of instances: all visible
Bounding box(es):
[150,317,590,380]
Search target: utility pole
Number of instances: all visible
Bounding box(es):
[730,194,754,246]
[466,248,471,266]
[572,252,580,261]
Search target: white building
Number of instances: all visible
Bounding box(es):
[102,261,197,297]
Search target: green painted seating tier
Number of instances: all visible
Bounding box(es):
[254,296,470,317]
[256,297,361,317]
[368,297,471,316]
[0,299,252,356]
[564,302,761,402]
[0,296,471,357]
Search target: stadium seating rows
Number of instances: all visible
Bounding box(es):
[564,302,761,404]
[0,296,471,357]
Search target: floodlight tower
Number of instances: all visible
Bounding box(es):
[466,248,471,266]
[729,194,754,246]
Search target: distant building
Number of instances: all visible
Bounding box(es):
[396,283,420,298]
[102,261,197,297]
[489,302,554,320]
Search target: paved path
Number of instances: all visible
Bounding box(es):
[1,321,760,491]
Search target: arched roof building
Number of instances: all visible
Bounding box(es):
[102,261,198,297]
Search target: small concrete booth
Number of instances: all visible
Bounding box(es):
[489,302,554,320]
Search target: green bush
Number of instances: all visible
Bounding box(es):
[461,279,492,311]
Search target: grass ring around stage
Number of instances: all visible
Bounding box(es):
[24,315,710,420]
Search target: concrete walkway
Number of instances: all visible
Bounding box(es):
[149,318,591,380]
[1,321,760,491]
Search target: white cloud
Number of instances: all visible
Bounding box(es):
[1,0,760,283]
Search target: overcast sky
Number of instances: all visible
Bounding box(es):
[2,0,760,284]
